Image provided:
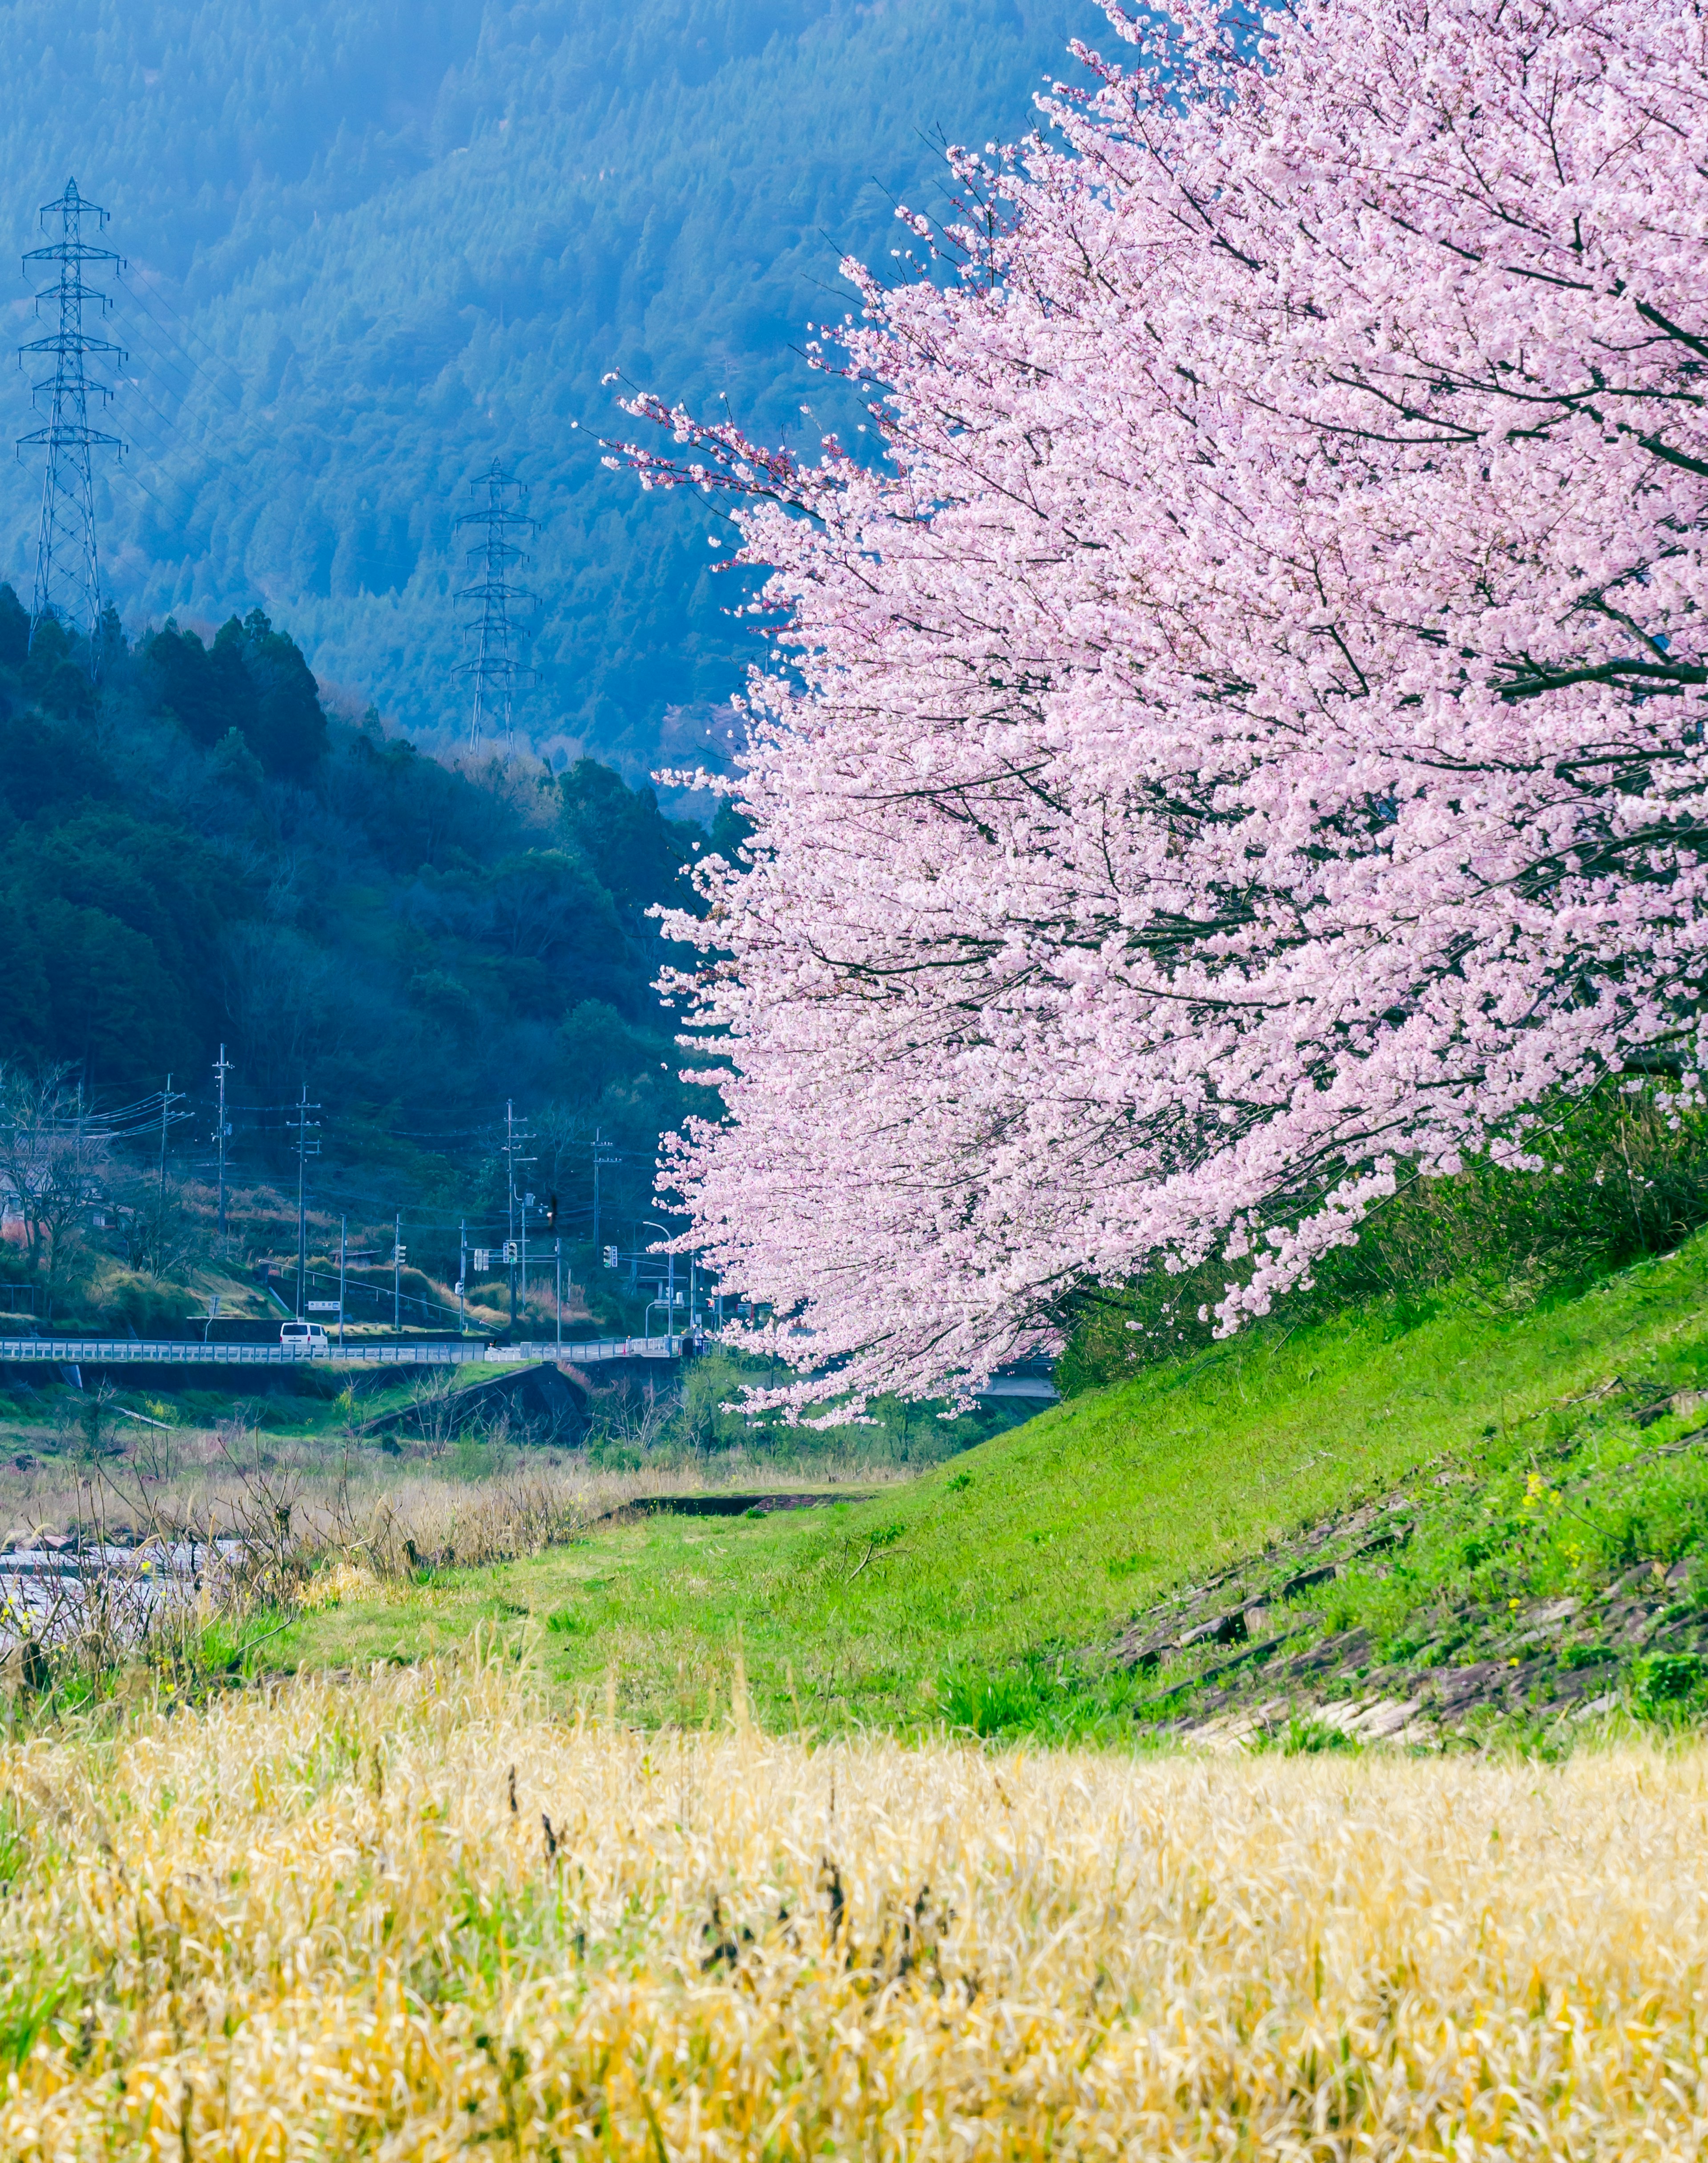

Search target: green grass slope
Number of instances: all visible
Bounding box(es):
[276,1236,1708,1733]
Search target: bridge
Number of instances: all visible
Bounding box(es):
[0,1333,1057,1403]
[0,1333,686,1370]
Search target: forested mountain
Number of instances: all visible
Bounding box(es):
[0,1,1090,770]
[0,581,722,1251]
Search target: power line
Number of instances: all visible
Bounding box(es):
[112,285,225,409]
[16,178,126,661]
[113,265,244,409]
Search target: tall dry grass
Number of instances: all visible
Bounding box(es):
[0,1418,886,1567]
[1,1651,1706,2157]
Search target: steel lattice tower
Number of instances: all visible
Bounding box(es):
[455,458,536,757]
[16,179,126,660]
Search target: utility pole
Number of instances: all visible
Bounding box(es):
[555,1238,562,1354]
[289,1084,320,1321]
[393,1210,403,1333]
[458,1219,467,1337]
[157,1073,176,1204]
[150,1072,182,1281]
[592,1128,612,1257]
[16,180,125,659]
[506,1103,516,1330]
[455,459,536,758]
[503,1100,534,1333]
[212,1043,231,1252]
[338,1215,347,1349]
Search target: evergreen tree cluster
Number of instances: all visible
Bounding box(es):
[145,611,328,783]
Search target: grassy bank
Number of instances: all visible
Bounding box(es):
[4,1656,1708,2159]
[272,1234,1708,1733]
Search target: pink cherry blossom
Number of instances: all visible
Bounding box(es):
[616,0,1708,1407]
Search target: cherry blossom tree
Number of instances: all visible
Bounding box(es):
[621,0,1708,1404]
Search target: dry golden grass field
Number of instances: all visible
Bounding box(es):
[1,1652,1706,2159]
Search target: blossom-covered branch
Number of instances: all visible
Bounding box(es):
[628,0,1708,1405]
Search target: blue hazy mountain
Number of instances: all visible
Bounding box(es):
[0,2,1092,771]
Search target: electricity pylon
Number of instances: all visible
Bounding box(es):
[455,458,536,757]
[16,179,126,661]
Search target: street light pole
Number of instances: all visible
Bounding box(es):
[640,1220,680,1350]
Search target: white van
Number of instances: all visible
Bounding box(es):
[279,1320,329,1352]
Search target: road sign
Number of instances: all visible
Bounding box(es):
[307,1301,341,1313]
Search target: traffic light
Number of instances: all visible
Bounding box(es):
[601,1245,619,1270]
[547,1192,559,1232]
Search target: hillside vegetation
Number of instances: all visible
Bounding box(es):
[0,0,1091,763]
[277,1230,1708,1741]
[0,584,719,1313]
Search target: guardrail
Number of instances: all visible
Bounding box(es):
[488,1336,684,1365]
[0,1334,688,1368]
[0,1337,488,1367]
